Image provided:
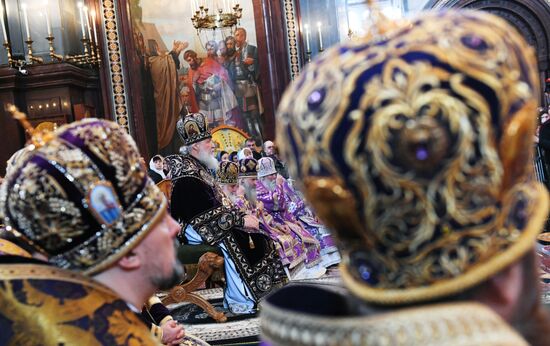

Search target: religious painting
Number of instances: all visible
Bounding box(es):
[128,0,264,156]
[87,182,122,226]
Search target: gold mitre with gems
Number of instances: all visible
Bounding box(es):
[276,9,548,304]
[239,158,259,178]
[216,161,239,184]
[0,107,167,275]
[177,112,212,146]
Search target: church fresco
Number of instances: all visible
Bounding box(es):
[128,0,263,156]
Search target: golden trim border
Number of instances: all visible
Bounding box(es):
[100,0,131,134]
[282,0,302,80]
[0,263,118,296]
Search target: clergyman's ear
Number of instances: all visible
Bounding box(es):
[117,250,141,270]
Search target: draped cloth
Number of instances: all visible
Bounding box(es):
[149,53,181,150]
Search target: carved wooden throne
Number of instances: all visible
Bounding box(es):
[161,250,227,323]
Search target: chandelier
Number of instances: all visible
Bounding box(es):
[191,1,243,31]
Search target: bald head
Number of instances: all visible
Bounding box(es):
[264,141,275,156]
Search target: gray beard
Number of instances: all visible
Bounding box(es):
[244,185,257,203]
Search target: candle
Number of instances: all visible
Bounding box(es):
[317,21,323,51]
[84,6,92,42]
[0,3,8,42]
[77,2,86,39]
[304,24,311,52]
[91,10,98,44]
[21,3,30,40]
[45,1,52,37]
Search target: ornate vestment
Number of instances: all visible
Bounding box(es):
[168,154,285,301]
[0,260,159,345]
[233,195,305,269]
[281,181,339,263]
[257,179,321,267]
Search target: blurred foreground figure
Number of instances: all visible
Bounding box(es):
[0,117,205,345]
[261,10,550,346]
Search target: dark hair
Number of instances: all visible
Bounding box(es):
[152,155,162,163]
[229,151,238,162]
[217,151,228,161]
[184,50,198,60]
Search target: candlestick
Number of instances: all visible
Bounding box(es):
[0,3,8,42]
[304,24,311,53]
[317,21,323,51]
[21,3,30,40]
[46,35,63,62]
[25,38,44,64]
[77,2,86,39]
[44,1,52,36]
[3,42,13,66]
[81,37,90,62]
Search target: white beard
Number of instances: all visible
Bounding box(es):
[196,149,218,171]
[226,193,239,204]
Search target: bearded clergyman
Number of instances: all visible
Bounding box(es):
[166,113,286,314]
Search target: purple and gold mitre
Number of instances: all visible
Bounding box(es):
[0,119,167,275]
[276,10,549,304]
[257,157,277,178]
[239,158,258,178]
[216,161,239,184]
[177,112,212,146]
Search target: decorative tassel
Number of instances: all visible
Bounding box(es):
[249,234,255,249]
